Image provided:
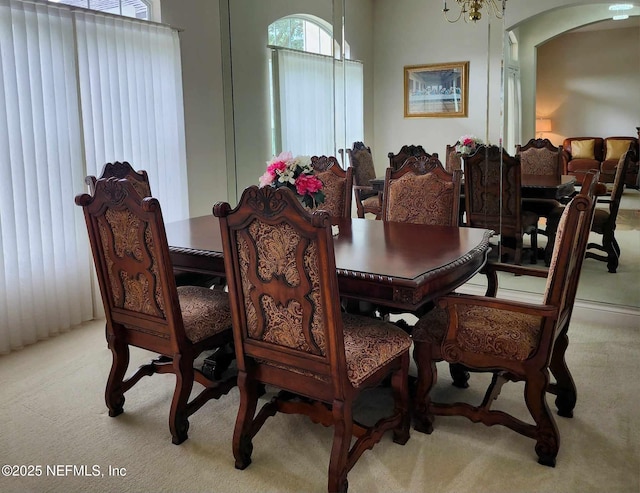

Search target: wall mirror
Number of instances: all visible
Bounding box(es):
[222,0,638,311]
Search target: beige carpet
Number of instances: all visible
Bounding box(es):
[0,312,638,493]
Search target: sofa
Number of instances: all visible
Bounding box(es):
[561,136,638,185]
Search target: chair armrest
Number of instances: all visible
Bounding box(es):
[438,292,558,319]
[482,261,548,297]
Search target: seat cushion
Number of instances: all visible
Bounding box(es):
[590,208,610,235]
[412,305,542,362]
[341,313,411,388]
[177,286,232,343]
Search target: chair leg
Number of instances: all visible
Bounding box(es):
[233,370,259,470]
[105,333,129,417]
[391,352,410,445]
[603,231,619,273]
[449,363,470,388]
[328,399,352,493]
[169,353,195,445]
[525,371,559,467]
[412,341,437,434]
[549,327,577,418]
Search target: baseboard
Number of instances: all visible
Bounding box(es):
[457,284,639,329]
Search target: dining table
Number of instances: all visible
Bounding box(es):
[165,216,494,314]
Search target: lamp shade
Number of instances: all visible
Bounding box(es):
[536,118,552,133]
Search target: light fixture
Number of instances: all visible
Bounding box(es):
[443,0,507,23]
[608,4,634,11]
[536,118,552,137]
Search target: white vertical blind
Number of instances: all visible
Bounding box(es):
[276,49,335,157]
[0,0,92,353]
[75,11,188,222]
[0,0,188,354]
[275,48,364,160]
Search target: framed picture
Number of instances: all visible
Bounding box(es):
[404,61,469,118]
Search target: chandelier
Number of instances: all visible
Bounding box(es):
[443,0,507,23]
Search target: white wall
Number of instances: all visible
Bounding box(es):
[536,26,640,145]
[160,0,228,217]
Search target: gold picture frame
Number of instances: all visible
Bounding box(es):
[404,61,469,118]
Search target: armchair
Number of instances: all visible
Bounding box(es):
[411,170,599,467]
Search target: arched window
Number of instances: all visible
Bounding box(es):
[268,15,362,159]
[49,0,151,20]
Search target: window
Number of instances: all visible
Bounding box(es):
[268,15,362,160]
[49,0,150,20]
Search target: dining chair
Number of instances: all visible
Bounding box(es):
[341,142,382,219]
[310,155,353,219]
[387,144,432,171]
[410,170,599,467]
[214,185,411,493]
[516,138,565,230]
[463,145,539,265]
[546,148,635,272]
[445,142,462,173]
[382,154,461,226]
[75,178,236,445]
[85,161,221,288]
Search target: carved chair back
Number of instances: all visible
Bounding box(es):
[85,161,151,197]
[310,155,353,219]
[516,138,562,177]
[382,155,461,226]
[388,144,431,171]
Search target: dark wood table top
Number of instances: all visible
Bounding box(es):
[370,174,577,200]
[166,216,493,312]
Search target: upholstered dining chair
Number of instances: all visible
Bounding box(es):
[386,144,438,225]
[584,148,635,272]
[445,142,462,173]
[463,145,539,265]
[214,185,411,493]
[85,161,220,288]
[516,138,565,229]
[310,155,353,219]
[382,154,461,226]
[387,144,432,171]
[75,178,236,445]
[410,170,599,467]
[546,148,635,272]
[341,142,382,219]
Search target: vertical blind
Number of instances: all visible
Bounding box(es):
[0,0,188,354]
[274,48,363,160]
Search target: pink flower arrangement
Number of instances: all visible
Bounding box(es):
[259,151,325,208]
[455,135,483,155]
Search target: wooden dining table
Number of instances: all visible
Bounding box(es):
[165,216,494,313]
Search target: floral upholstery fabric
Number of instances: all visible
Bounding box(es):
[99,208,165,317]
[543,201,570,303]
[238,220,326,355]
[520,147,559,175]
[446,148,462,173]
[342,313,411,387]
[316,170,346,217]
[178,286,231,343]
[413,305,542,361]
[386,172,456,225]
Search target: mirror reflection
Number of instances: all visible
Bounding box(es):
[224,0,639,310]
